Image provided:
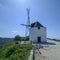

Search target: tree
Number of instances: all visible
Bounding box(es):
[25,36,29,41]
[14,35,22,41]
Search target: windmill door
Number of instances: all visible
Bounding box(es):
[37,37,41,43]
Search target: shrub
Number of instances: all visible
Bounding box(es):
[14,35,22,41]
[0,42,32,60]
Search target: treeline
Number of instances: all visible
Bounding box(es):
[14,35,29,41]
[47,38,60,40]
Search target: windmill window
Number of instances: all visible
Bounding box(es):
[38,27,40,29]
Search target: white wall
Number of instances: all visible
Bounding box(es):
[29,27,47,43]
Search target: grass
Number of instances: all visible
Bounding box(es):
[0,42,32,60]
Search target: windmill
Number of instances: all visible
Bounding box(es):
[21,8,31,42]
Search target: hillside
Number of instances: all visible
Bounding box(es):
[0,42,32,60]
[0,37,13,45]
[47,38,60,42]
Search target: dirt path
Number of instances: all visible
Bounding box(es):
[34,49,48,60]
[35,49,41,60]
[34,40,60,60]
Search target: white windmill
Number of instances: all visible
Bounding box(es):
[21,8,47,43]
[21,8,30,42]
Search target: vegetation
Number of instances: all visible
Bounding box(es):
[25,36,29,41]
[0,37,13,45]
[0,42,32,60]
[14,35,22,41]
[52,39,60,42]
[47,38,60,42]
[14,35,29,41]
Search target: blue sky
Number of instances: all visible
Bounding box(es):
[0,0,60,39]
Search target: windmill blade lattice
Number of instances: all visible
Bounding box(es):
[25,8,30,37]
[20,8,30,41]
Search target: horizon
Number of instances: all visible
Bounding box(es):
[0,0,60,39]
[0,36,60,40]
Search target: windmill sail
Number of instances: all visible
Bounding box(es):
[20,8,30,41]
[25,8,30,37]
[26,8,30,25]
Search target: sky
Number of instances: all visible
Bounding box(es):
[0,0,60,39]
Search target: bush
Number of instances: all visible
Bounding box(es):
[25,36,29,41]
[14,35,22,41]
[0,42,32,60]
[14,35,29,41]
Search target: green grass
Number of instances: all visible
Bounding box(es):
[0,42,32,60]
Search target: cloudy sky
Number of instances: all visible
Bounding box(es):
[0,0,60,39]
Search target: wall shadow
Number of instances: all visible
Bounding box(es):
[33,42,56,45]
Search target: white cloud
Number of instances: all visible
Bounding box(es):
[12,31,19,33]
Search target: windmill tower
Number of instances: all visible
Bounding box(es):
[21,8,30,41]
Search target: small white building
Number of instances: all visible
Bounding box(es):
[29,21,47,43]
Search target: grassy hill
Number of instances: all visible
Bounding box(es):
[0,42,32,60]
[0,37,13,45]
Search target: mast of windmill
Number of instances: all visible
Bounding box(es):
[21,8,30,42]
